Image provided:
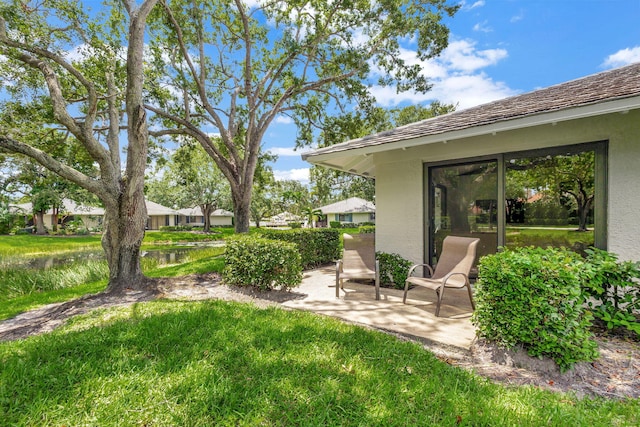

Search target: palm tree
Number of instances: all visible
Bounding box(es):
[302,206,323,228]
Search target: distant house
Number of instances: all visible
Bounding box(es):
[176,207,234,227]
[303,63,640,265]
[317,197,375,226]
[12,199,104,230]
[266,212,302,227]
[13,199,184,231]
[145,200,180,230]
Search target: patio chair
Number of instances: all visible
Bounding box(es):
[336,233,380,300]
[403,236,479,316]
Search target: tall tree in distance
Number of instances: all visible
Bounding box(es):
[147,142,231,232]
[310,102,455,204]
[145,0,458,233]
[0,0,159,293]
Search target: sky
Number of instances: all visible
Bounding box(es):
[266,0,640,184]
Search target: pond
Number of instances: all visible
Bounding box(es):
[0,242,225,270]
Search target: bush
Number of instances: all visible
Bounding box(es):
[329,221,341,229]
[160,225,193,232]
[288,222,302,229]
[583,248,640,336]
[472,247,598,372]
[223,235,302,291]
[258,228,341,270]
[358,225,375,234]
[376,252,412,289]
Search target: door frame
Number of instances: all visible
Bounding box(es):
[422,140,608,267]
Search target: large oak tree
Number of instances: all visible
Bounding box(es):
[0,0,158,293]
[145,0,458,233]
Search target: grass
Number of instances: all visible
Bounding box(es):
[0,231,230,259]
[0,300,637,426]
[505,227,594,249]
[0,247,225,322]
[0,231,638,425]
[0,234,102,258]
[0,260,110,300]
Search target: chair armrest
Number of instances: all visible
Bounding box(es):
[442,272,469,287]
[407,263,434,278]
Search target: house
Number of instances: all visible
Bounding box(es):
[12,199,105,230]
[145,200,180,230]
[266,212,302,227]
[176,207,234,227]
[303,63,640,265]
[317,197,375,226]
[12,199,236,231]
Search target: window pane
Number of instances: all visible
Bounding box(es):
[430,161,498,268]
[505,149,595,253]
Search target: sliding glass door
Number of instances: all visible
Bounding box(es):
[426,141,606,272]
[428,160,498,270]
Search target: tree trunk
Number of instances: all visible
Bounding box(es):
[201,203,213,232]
[35,211,46,235]
[577,197,593,232]
[52,207,59,232]
[102,189,148,294]
[231,183,252,233]
[98,0,158,294]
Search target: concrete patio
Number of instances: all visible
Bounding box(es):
[281,265,477,351]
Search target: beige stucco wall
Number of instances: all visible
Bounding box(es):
[374,109,640,263]
[607,111,640,261]
[326,212,374,224]
[210,216,233,226]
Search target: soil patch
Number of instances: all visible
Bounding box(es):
[1,273,638,400]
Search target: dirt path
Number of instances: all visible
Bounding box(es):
[1,273,638,400]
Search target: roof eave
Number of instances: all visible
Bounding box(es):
[303,96,640,176]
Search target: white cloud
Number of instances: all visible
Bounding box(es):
[602,46,640,69]
[268,147,300,157]
[369,38,515,109]
[510,11,524,23]
[274,115,294,124]
[473,20,492,33]
[274,168,310,183]
[441,40,507,72]
[461,0,485,11]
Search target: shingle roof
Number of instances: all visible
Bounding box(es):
[317,197,375,214]
[144,200,178,216]
[11,199,105,216]
[303,62,640,158]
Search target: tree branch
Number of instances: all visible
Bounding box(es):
[0,136,109,199]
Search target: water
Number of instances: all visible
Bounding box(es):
[1,244,223,270]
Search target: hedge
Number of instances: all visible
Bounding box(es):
[472,247,598,371]
[223,235,302,291]
[258,228,341,270]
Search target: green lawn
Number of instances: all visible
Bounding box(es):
[0,230,638,425]
[0,230,232,259]
[1,300,637,426]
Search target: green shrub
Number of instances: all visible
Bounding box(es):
[358,225,375,234]
[329,221,341,229]
[472,247,598,372]
[160,225,194,232]
[258,228,341,270]
[583,248,640,336]
[376,252,412,289]
[287,222,302,229]
[223,235,302,291]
